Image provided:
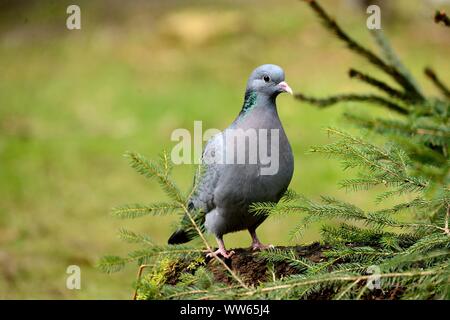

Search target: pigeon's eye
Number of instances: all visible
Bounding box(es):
[263,75,270,83]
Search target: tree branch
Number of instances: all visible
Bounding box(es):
[348,68,411,102]
[295,92,409,114]
[424,67,450,100]
[243,268,445,297]
[302,0,424,101]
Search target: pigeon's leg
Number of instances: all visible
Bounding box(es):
[249,228,274,250]
[207,237,235,259]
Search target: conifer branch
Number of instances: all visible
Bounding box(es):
[370,30,422,95]
[166,285,243,300]
[118,228,154,245]
[335,279,360,300]
[295,92,409,114]
[243,268,445,297]
[112,203,180,219]
[98,245,204,274]
[348,69,410,102]
[424,67,450,100]
[125,151,184,204]
[320,128,428,190]
[302,0,424,100]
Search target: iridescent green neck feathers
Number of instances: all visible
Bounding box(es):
[240,91,257,115]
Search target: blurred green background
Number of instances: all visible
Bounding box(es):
[0,0,449,299]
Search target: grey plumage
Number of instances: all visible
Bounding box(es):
[168,64,294,257]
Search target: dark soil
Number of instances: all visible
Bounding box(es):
[206,242,328,287]
[165,242,327,287]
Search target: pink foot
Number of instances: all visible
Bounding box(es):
[207,248,235,259]
[248,229,273,251]
[252,242,274,251]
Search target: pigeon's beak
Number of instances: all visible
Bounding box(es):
[277,81,293,95]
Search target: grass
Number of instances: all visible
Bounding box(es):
[0,0,449,299]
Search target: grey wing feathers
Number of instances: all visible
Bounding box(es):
[168,133,222,244]
[188,134,223,212]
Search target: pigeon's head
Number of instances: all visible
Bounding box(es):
[245,64,293,98]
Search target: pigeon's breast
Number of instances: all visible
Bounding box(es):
[184,66,298,240]
[206,107,294,235]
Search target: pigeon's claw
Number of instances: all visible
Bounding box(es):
[207,248,235,259]
[208,237,235,259]
[249,228,274,251]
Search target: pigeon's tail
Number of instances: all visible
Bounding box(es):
[168,201,203,244]
[168,229,192,245]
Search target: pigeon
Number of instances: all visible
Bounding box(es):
[168,64,294,258]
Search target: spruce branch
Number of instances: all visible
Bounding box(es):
[112,203,180,219]
[159,149,173,178]
[424,67,450,100]
[370,30,422,95]
[335,278,361,300]
[165,284,243,300]
[402,233,450,255]
[258,248,314,272]
[97,255,127,274]
[118,228,154,245]
[243,268,446,297]
[348,68,410,102]
[125,151,184,204]
[317,128,429,190]
[302,0,424,100]
[295,92,409,115]
[98,245,202,274]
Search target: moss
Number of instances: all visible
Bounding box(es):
[136,257,177,300]
[136,254,207,300]
[187,256,206,271]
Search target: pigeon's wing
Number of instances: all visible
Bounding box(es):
[168,133,223,244]
[189,132,224,212]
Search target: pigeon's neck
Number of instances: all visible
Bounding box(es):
[239,90,276,117]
